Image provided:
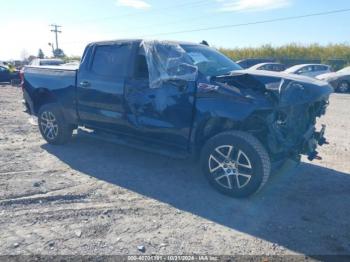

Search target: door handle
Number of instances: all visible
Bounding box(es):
[80,81,91,88]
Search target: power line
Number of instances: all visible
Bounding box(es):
[61,7,350,47]
[50,24,62,50]
[125,4,291,34]
[140,8,350,37]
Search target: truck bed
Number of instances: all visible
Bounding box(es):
[24,65,77,89]
[23,66,78,121]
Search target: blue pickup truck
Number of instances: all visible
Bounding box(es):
[22,39,333,198]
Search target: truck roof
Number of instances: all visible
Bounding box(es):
[89,39,201,46]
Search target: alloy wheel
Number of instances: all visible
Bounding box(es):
[208,145,253,190]
[338,82,349,93]
[40,111,59,140]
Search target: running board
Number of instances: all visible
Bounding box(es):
[77,128,191,160]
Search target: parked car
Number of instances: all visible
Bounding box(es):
[248,63,287,72]
[63,61,80,67]
[237,58,276,69]
[0,65,19,83]
[285,64,332,78]
[29,59,64,66]
[22,39,332,198]
[316,66,350,93]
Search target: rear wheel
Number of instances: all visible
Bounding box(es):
[38,103,73,145]
[200,131,271,198]
[337,81,349,93]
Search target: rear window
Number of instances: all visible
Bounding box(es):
[91,44,132,79]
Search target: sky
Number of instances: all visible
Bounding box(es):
[0,0,349,60]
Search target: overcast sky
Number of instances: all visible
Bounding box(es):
[1,0,349,60]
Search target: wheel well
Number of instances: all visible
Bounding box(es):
[194,118,238,159]
[194,115,269,157]
[32,89,58,115]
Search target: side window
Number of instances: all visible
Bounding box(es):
[298,66,312,74]
[134,46,149,79]
[296,67,305,74]
[0,66,7,72]
[265,65,272,71]
[272,65,279,71]
[91,44,132,79]
[318,65,328,71]
[135,54,149,79]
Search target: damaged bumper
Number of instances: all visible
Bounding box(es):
[266,96,331,162]
[302,124,328,161]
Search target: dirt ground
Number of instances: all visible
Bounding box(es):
[0,84,349,256]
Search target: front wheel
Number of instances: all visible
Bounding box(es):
[337,81,349,93]
[200,131,271,198]
[38,103,73,145]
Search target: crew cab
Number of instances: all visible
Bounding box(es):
[22,39,333,198]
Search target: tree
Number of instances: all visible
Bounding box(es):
[38,49,45,59]
[53,48,65,58]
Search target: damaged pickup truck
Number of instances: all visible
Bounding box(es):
[22,40,333,198]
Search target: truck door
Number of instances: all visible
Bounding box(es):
[77,43,133,132]
[124,44,197,149]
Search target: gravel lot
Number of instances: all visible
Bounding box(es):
[0,84,349,257]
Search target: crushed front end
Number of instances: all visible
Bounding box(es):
[212,70,333,163]
[266,97,330,161]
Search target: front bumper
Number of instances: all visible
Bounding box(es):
[302,124,328,161]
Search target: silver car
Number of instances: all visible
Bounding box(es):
[285,64,332,78]
[317,66,350,93]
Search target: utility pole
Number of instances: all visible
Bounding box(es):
[50,24,62,50]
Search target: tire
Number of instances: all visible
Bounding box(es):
[200,131,271,198]
[38,103,73,145]
[337,81,349,93]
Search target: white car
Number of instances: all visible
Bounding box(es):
[284,64,332,78]
[248,62,287,72]
[29,59,64,66]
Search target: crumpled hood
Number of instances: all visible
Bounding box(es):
[232,69,327,86]
[212,69,333,107]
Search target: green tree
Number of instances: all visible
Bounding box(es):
[53,48,65,58]
[219,43,350,70]
[38,49,45,59]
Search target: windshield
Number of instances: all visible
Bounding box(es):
[338,66,350,74]
[181,45,242,76]
[284,65,301,73]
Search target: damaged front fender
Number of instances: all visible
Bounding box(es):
[209,70,333,160]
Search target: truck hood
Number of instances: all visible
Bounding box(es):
[232,69,327,86]
[212,69,333,107]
